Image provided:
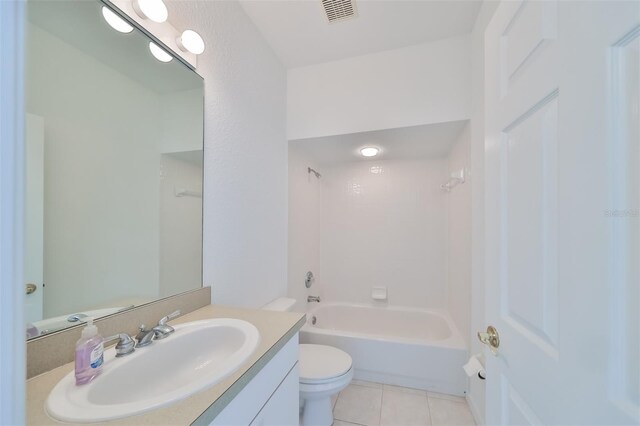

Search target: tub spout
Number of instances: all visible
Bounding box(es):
[307,295,321,303]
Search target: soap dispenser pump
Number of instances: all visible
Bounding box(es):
[74,318,104,385]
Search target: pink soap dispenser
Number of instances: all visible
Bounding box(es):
[74,318,104,385]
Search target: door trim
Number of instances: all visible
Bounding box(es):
[0,0,26,423]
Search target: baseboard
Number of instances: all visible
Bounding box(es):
[354,369,466,397]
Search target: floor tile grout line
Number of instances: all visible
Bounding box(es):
[333,412,369,426]
[427,394,469,404]
[426,393,434,426]
[334,421,368,426]
[378,385,384,426]
[427,395,433,426]
[384,389,428,397]
[351,382,384,390]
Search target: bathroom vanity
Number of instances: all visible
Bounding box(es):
[26,305,305,425]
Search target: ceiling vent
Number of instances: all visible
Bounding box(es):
[321,0,357,23]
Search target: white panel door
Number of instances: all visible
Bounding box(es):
[484,1,640,424]
[24,113,44,324]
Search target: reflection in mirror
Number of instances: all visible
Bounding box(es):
[24,0,204,339]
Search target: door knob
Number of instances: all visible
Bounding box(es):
[25,283,37,295]
[478,325,500,355]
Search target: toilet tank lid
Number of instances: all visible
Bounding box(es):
[261,297,297,312]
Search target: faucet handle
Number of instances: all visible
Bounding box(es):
[158,310,181,326]
[135,324,155,348]
[104,333,135,357]
[136,324,148,338]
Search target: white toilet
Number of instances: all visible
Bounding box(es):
[299,344,353,425]
[263,298,353,426]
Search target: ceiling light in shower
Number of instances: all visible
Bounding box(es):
[132,0,168,23]
[101,7,133,33]
[149,42,173,62]
[177,30,205,55]
[360,147,380,157]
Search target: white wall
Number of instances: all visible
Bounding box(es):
[446,123,472,344]
[319,159,448,308]
[287,144,321,312]
[468,1,500,424]
[287,35,471,140]
[167,1,288,308]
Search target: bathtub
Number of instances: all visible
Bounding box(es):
[300,303,468,396]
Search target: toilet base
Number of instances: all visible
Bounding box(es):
[301,396,333,426]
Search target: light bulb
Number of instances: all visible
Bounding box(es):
[360,147,380,157]
[132,0,168,23]
[101,7,133,33]
[149,42,172,63]
[177,30,205,55]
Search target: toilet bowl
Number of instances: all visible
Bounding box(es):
[299,344,353,426]
[262,298,354,426]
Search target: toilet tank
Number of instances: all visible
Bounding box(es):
[262,297,297,312]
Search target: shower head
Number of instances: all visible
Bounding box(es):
[308,167,321,179]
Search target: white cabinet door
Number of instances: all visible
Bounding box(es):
[250,365,299,426]
[484,1,640,424]
[208,334,299,426]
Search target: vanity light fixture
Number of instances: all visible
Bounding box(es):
[101,7,133,33]
[360,147,380,157]
[132,0,168,23]
[149,42,173,62]
[177,30,205,55]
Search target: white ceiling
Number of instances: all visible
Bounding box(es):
[238,0,482,68]
[290,120,469,165]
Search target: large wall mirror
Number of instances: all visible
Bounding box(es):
[24,0,204,339]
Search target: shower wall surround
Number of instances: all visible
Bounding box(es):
[288,152,450,310]
[446,123,472,341]
[288,144,322,312]
[320,159,448,307]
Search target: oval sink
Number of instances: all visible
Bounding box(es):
[46,318,260,423]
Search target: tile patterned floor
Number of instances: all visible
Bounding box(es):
[330,380,475,426]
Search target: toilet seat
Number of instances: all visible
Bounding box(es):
[299,344,353,384]
[300,368,353,385]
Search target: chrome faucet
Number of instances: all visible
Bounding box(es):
[135,310,182,348]
[104,333,135,357]
[135,326,155,348]
[307,295,321,303]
